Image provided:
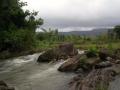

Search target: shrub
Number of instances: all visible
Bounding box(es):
[86,47,98,58]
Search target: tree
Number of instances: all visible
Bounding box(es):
[0,0,43,31]
[0,0,43,52]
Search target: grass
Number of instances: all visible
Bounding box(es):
[37,40,120,50]
[0,39,120,60]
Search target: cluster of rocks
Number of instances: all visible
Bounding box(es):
[57,47,120,90]
[37,43,120,90]
[69,69,117,90]
[0,81,15,90]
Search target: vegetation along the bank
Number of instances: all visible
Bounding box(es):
[0,0,120,59]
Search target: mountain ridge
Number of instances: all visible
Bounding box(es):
[59,28,110,36]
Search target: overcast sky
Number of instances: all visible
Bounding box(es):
[22,0,120,31]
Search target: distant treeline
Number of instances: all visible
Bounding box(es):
[36,26,120,43]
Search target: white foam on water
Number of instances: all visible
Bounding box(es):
[78,49,85,54]
[29,61,65,79]
[0,53,41,73]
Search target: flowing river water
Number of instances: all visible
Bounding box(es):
[0,53,75,90]
[0,51,119,90]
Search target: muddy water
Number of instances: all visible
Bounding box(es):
[0,53,75,90]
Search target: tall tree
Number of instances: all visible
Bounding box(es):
[0,0,43,31]
[0,0,43,52]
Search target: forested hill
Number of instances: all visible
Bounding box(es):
[59,28,110,36]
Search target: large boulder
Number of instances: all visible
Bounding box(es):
[98,49,120,62]
[58,43,78,57]
[37,43,78,62]
[98,49,109,60]
[0,81,15,90]
[98,49,113,60]
[37,49,59,62]
[69,69,117,90]
[95,61,112,69]
[58,54,82,72]
[98,49,120,60]
[58,53,102,72]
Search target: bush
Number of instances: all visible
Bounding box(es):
[0,29,36,52]
[86,47,98,58]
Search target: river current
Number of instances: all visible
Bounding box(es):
[0,53,75,90]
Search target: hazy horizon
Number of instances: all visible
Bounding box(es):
[22,0,120,31]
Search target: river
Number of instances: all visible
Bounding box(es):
[0,53,75,90]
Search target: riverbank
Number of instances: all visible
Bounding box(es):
[0,43,120,90]
[57,47,120,90]
[1,41,120,60]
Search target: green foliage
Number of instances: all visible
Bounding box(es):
[0,29,36,52]
[1,0,120,59]
[86,47,98,58]
[107,43,113,50]
[0,0,43,31]
[36,26,120,51]
[0,0,43,54]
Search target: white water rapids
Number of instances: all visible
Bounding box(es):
[0,53,75,90]
[0,50,119,90]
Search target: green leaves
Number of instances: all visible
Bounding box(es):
[0,0,43,52]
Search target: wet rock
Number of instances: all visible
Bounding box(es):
[115,60,120,64]
[0,81,15,90]
[0,81,7,87]
[98,49,117,61]
[58,54,101,72]
[69,69,117,90]
[58,43,78,57]
[37,43,78,62]
[106,57,113,61]
[98,49,111,60]
[37,49,58,62]
[95,61,112,69]
[85,58,101,66]
[75,68,84,74]
[58,54,82,72]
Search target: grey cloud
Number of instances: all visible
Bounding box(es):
[22,0,120,31]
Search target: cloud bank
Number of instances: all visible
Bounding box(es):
[22,0,120,31]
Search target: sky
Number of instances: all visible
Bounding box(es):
[22,0,120,31]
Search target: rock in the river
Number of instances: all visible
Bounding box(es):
[37,49,58,62]
[75,68,84,74]
[37,43,78,62]
[58,43,78,57]
[0,81,15,90]
[115,60,120,64]
[95,61,112,69]
[69,69,117,90]
[58,54,101,72]
[58,54,82,72]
